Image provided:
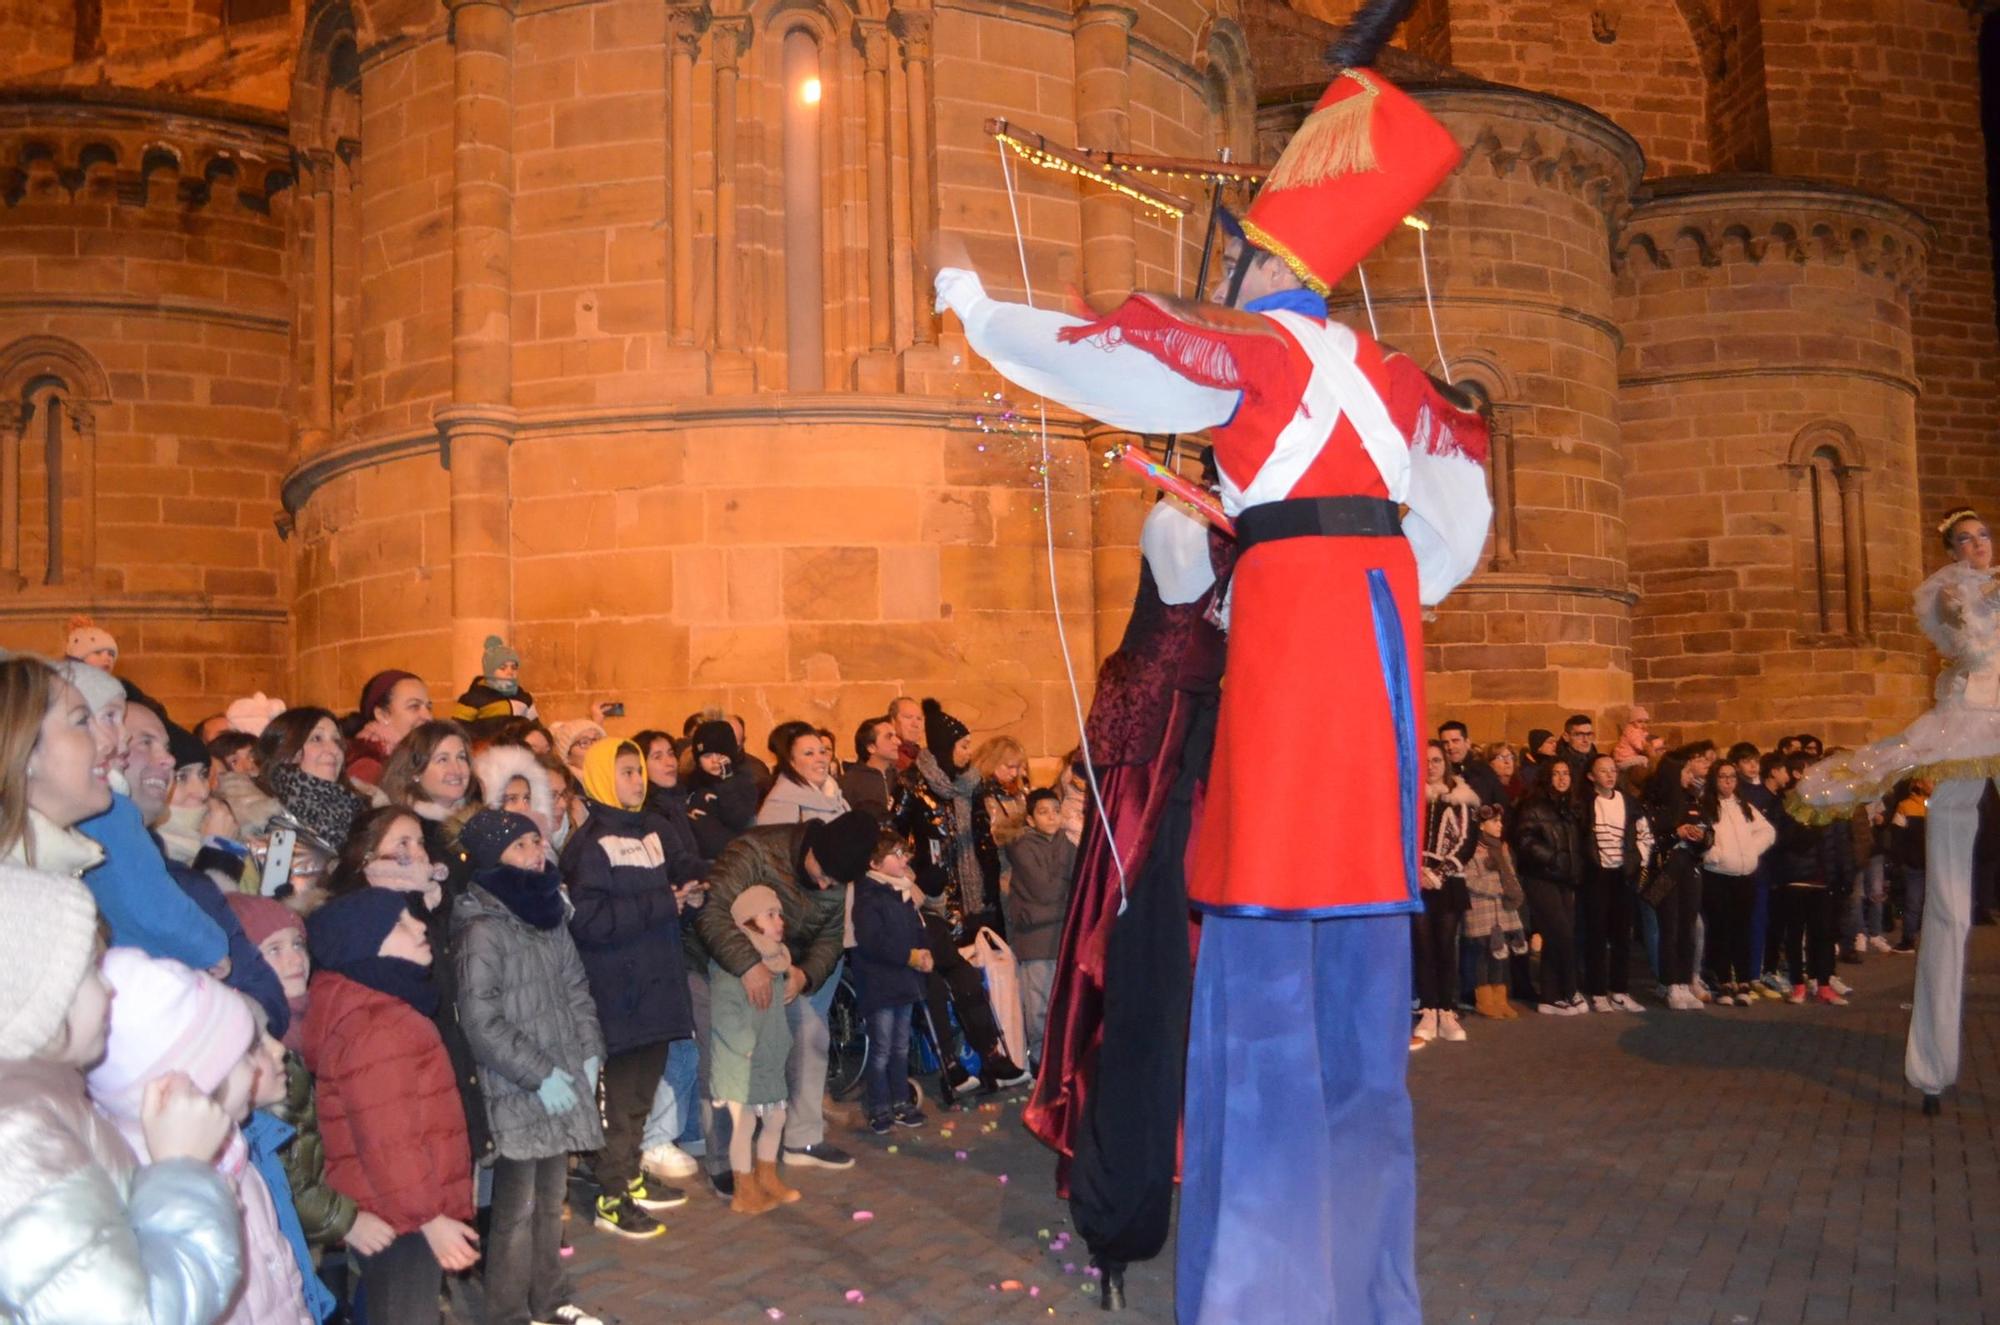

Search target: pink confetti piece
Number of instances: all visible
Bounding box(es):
[1000,1279,1024,1292]
[851,1211,873,1222]
[1063,1263,1077,1274]
[1030,1286,1042,1298]
[845,1290,865,1304]
[765,1311,784,1321]
[997,1174,1010,1185]
[954,1150,968,1160]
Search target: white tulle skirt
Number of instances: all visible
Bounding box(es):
[1793,693,2000,819]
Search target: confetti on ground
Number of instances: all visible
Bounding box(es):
[954,1150,969,1160]
[1000,1280,1024,1292]
[997,1174,1010,1185]
[1063,1263,1077,1274]
[845,1290,865,1304]
[764,1311,784,1321]
[886,1145,898,1153]
[1085,1266,1103,1278]
[1030,1286,1042,1298]
[851,1211,873,1222]
[1037,1228,1050,1240]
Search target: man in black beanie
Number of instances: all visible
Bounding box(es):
[689,810,877,1178]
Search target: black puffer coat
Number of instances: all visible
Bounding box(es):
[562,803,704,1054]
[1509,790,1584,890]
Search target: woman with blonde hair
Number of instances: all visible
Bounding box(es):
[971,736,1031,848]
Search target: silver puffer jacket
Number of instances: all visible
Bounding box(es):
[0,1058,243,1324]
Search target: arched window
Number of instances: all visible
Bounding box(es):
[781,27,825,391]
[0,337,106,592]
[1787,423,1869,640]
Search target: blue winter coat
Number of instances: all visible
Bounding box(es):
[850,876,929,1016]
[562,803,703,1054]
[243,1111,338,1324]
[78,794,227,970]
[170,862,289,1037]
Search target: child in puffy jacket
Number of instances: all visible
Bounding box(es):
[709,885,801,1216]
[453,810,608,1325]
[0,864,244,1325]
[303,888,478,1325]
[87,949,314,1324]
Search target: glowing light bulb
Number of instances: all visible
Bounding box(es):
[800,76,822,105]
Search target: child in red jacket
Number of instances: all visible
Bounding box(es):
[303,887,477,1324]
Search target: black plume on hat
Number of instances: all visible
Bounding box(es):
[921,698,969,766]
[804,810,879,886]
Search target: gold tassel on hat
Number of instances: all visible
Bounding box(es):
[1264,70,1382,191]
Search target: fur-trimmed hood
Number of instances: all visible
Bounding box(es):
[473,743,558,838]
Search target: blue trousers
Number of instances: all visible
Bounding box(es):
[1178,912,1420,1325]
[863,1003,915,1119]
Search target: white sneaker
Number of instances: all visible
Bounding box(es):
[1869,935,1895,954]
[1589,995,1614,1014]
[641,1142,700,1181]
[1667,985,1703,1010]
[1852,932,1867,954]
[1437,1010,1467,1042]
[1828,976,1853,996]
[1413,1009,1438,1041]
[1537,1002,1572,1016]
[1609,993,1646,1012]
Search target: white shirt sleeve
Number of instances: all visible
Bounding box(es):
[942,269,1240,436]
[1402,444,1492,606]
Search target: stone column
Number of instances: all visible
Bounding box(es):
[444,0,516,685]
[853,18,899,391]
[1320,85,1645,738]
[892,7,936,348]
[667,3,706,343]
[0,406,21,590]
[1618,177,1933,744]
[1071,4,1137,304]
[710,16,753,392]
[303,148,335,453]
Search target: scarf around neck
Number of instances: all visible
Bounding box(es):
[336,956,440,1018]
[914,749,988,919]
[474,864,566,930]
[266,761,364,846]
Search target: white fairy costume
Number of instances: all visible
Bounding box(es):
[1793,556,2000,1101]
[1794,560,2000,814]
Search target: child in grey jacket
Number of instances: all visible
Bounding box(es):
[1002,790,1079,1071]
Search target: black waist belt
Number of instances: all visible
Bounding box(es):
[1235,496,1402,551]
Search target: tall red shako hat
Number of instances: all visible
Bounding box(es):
[1240,5,1462,295]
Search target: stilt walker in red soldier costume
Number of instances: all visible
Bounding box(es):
[935,7,1492,1319]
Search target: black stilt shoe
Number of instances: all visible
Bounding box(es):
[1096,1260,1126,1311]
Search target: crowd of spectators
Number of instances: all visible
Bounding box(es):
[1415,705,1939,1047]
[0,626,1080,1325]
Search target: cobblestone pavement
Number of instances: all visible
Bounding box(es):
[552,932,1999,1324]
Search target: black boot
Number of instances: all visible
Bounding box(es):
[1096,1260,1126,1311]
[1923,1093,1942,1117]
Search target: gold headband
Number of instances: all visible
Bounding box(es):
[1938,507,1982,535]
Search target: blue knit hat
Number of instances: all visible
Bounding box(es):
[307,888,415,973]
[460,809,539,873]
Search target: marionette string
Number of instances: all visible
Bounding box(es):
[996,137,1133,913]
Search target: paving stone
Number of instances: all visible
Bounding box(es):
[548,932,1996,1322]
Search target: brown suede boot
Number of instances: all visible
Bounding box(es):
[1495,986,1520,1019]
[731,1169,777,1216]
[1473,985,1500,1019]
[755,1158,801,1205]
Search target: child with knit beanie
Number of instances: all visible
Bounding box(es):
[303,888,477,1324]
[224,893,396,1269]
[0,863,246,1324]
[86,949,314,1324]
[452,809,607,1325]
[710,884,801,1215]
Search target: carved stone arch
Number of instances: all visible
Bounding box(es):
[1442,350,1518,571]
[1783,421,1869,640]
[0,336,107,590]
[1193,18,1255,163]
[292,0,363,153]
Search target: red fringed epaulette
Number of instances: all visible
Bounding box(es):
[1381,349,1490,464]
[1056,293,1297,411]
